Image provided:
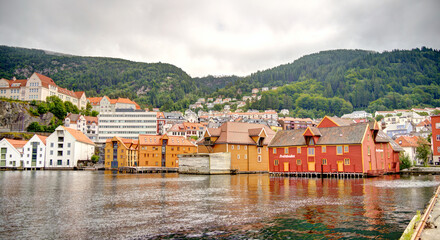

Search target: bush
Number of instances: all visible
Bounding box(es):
[91,155,99,163]
[400,153,412,170]
[27,122,45,132]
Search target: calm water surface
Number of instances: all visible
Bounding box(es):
[0,171,439,239]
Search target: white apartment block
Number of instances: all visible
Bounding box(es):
[0,73,87,109]
[97,109,157,143]
[21,135,47,169]
[45,126,95,169]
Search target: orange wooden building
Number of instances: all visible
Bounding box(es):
[268,116,403,175]
[138,134,197,168]
[104,136,138,169]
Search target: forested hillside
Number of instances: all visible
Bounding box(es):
[210,48,440,117]
[0,46,199,111]
[1,46,439,116]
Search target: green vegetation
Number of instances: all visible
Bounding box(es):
[1,46,439,114]
[400,210,421,240]
[91,155,99,164]
[416,138,432,166]
[399,153,412,170]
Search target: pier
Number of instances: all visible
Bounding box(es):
[270,171,365,178]
[118,166,178,174]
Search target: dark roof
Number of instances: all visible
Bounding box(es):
[269,123,368,147]
[375,130,390,143]
[309,127,321,136]
[248,128,263,136]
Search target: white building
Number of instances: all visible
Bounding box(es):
[87,96,141,113]
[0,73,87,109]
[341,110,372,119]
[97,109,157,143]
[64,113,99,142]
[0,138,27,168]
[22,135,47,169]
[280,109,290,115]
[45,126,95,169]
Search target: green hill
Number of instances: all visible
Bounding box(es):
[1,46,439,117]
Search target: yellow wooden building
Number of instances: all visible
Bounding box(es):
[104,136,138,169]
[198,122,275,172]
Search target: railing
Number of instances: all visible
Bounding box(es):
[203,140,214,145]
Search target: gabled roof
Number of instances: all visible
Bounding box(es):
[395,135,428,148]
[416,119,431,127]
[9,79,28,88]
[206,128,221,137]
[106,136,138,149]
[375,130,390,143]
[65,113,81,123]
[87,97,104,105]
[84,116,98,124]
[213,122,275,145]
[63,126,94,145]
[269,123,368,147]
[5,139,27,149]
[303,127,321,136]
[138,134,196,147]
[34,73,57,88]
[248,128,264,136]
[36,135,47,145]
[58,86,77,98]
[75,91,85,98]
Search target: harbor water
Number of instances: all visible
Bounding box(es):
[0,171,439,239]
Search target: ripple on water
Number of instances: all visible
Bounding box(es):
[368,180,440,188]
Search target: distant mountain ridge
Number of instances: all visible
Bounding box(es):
[1,45,439,115]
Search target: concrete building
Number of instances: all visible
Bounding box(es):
[45,126,95,169]
[179,153,231,174]
[97,109,157,143]
[0,138,26,168]
[0,73,87,109]
[21,134,47,169]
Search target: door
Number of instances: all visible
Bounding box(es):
[308,162,315,171]
[283,162,289,172]
[337,161,343,172]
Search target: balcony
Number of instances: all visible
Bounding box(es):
[203,140,214,146]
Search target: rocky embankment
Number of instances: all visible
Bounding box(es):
[0,100,54,132]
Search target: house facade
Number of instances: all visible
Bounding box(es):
[104,136,138,169]
[0,138,26,168]
[268,116,402,175]
[198,122,275,172]
[21,135,47,169]
[138,134,197,168]
[45,126,95,169]
[64,113,99,142]
[432,115,440,165]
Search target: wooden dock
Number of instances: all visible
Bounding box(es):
[118,166,178,174]
[270,172,366,178]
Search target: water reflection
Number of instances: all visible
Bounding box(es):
[0,171,438,239]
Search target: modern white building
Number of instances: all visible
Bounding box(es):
[22,135,47,169]
[87,96,140,113]
[0,138,27,168]
[45,126,95,169]
[97,109,157,143]
[0,73,87,109]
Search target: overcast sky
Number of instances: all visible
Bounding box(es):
[1,0,439,77]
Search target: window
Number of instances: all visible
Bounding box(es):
[57,160,62,165]
[344,145,349,153]
[322,146,326,153]
[296,159,301,165]
[344,158,350,165]
[322,159,327,165]
[273,148,277,154]
[438,147,440,153]
[308,148,315,156]
[107,149,110,153]
[237,145,240,150]
[368,146,371,155]
[297,147,301,154]
[50,159,52,165]
[67,143,71,148]
[309,138,314,145]
[67,150,70,155]
[50,143,54,148]
[231,145,234,150]
[50,150,53,155]
[237,154,240,159]
[274,159,279,166]
[258,147,262,154]
[244,146,247,150]
[57,151,63,156]
[58,143,63,148]
[284,148,288,154]
[257,155,262,162]
[337,146,343,155]
[436,123,440,129]
[244,154,247,159]
[437,135,440,141]
[67,159,70,165]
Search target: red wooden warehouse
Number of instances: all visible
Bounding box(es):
[268,116,403,176]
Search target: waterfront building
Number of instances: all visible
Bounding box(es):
[104,136,138,169]
[431,115,440,165]
[138,134,197,168]
[45,126,95,169]
[64,113,98,142]
[21,134,47,169]
[198,122,276,172]
[268,117,402,175]
[97,109,157,143]
[374,131,404,172]
[0,73,87,109]
[0,138,26,168]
